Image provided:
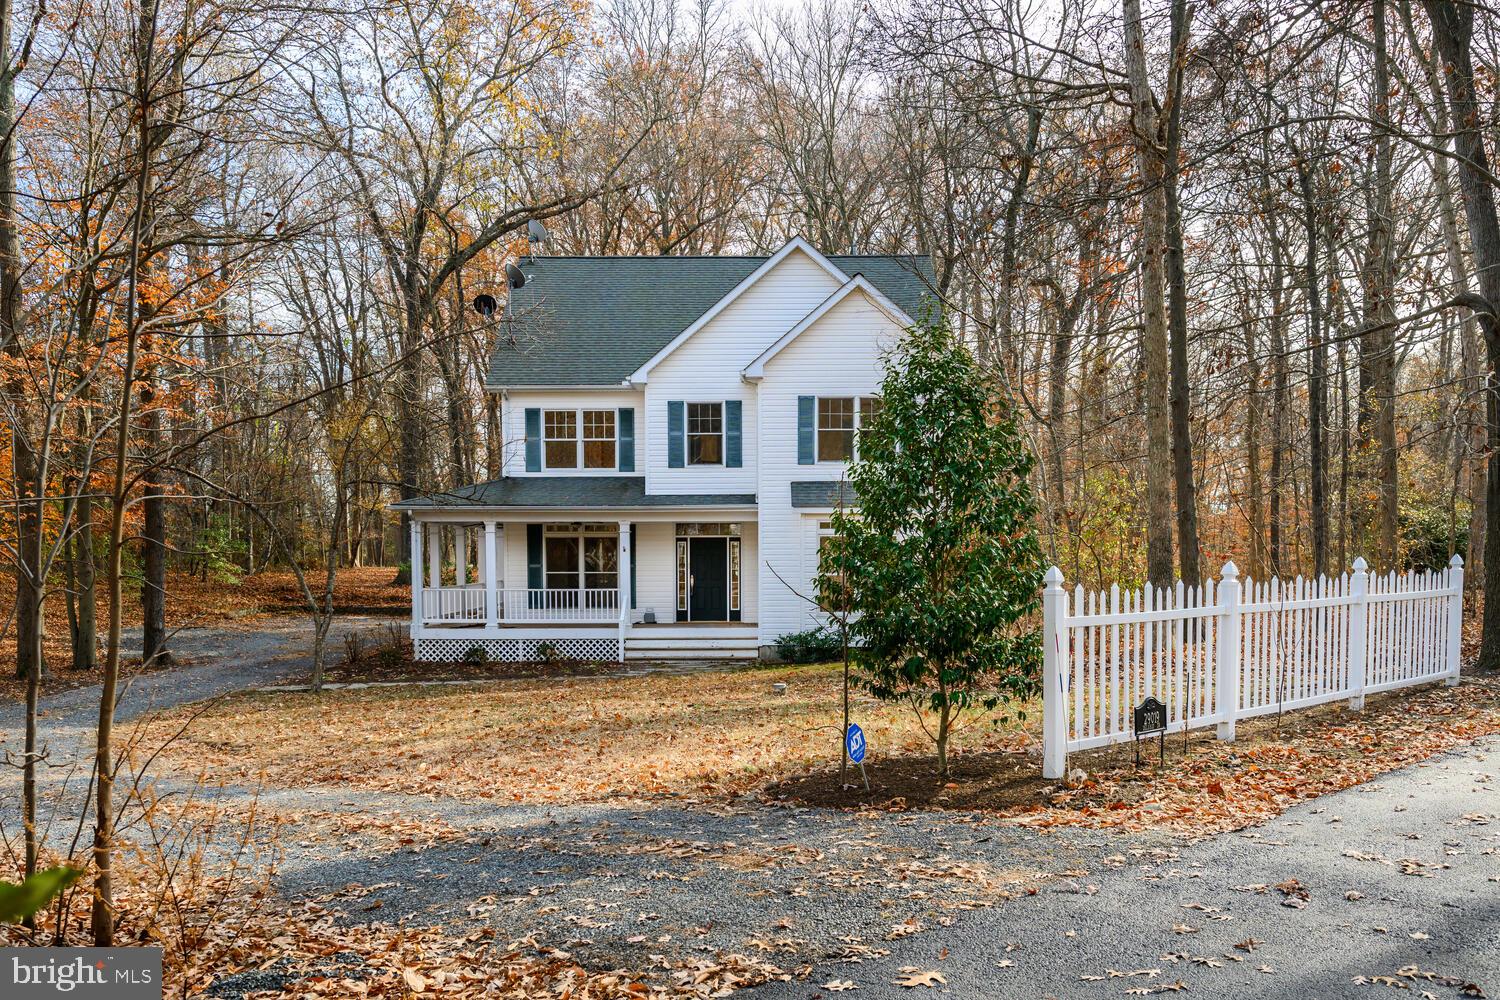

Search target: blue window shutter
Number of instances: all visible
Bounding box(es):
[630,524,637,609]
[667,401,685,468]
[797,396,815,465]
[725,400,743,468]
[524,408,541,472]
[618,408,635,472]
[526,524,543,589]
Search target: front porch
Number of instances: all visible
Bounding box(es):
[407,511,759,661]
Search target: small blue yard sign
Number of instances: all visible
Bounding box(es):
[845,723,866,764]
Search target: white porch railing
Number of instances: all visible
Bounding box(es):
[421,585,486,623]
[421,585,620,624]
[1041,556,1464,779]
[501,588,619,622]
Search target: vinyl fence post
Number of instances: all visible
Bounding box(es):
[1446,554,1464,686]
[1348,557,1369,710]
[1215,562,1240,741]
[1042,566,1068,780]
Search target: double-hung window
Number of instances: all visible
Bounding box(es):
[582,410,616,468]
[543,523,619,605]
[816,397,881,462]
[543,409,617,470]
[687,402,723,465]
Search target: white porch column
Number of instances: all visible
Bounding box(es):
[617,520,632,660]
[456,526,468,586]
[485,520,500,629]
[409,516,423,637]
[427,523,442,593]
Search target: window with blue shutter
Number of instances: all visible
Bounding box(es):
[618,408,635,472]
[797,396,815,465]
[667,400,685,468]
[725,400,742,468]
[524,408,541,472]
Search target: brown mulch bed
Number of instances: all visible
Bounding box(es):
[767,678,1500,838]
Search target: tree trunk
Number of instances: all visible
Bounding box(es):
[1122,0,1175,587]
[1244,299,1265,579]
[1358,0,1400,569]
[72,497,97,670]
[141,421,168,667]
[1162,0,1200,583]
[1423,0,1500,670]
[935,701,952,780]
[1295,156,1330,576]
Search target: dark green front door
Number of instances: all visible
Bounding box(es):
[688,537,728,621]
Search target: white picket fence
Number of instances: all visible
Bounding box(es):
[1040,555,1465,778]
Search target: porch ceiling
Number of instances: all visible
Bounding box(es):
[393,475,756,512]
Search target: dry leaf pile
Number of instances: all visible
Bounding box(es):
[1011,682,1500,837]
[1,848,789,999]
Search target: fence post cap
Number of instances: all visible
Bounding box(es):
[1450,553,1465,568]
[1044,566,1064,588]
[1220,560,1239,579]
[1352,556,1369,573]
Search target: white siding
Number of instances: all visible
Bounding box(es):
[501,390,645,477]
[642,249,845,494]
[503,521,529,591]
[633,521,676,621]
[756,291,903,641]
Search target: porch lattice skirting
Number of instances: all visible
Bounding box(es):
[415,637,621,663]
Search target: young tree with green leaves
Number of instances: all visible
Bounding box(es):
[824,317,1044,781]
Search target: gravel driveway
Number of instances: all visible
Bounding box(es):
[0,615,392,831]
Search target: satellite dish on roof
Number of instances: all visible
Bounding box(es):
[526,219,549,246]
[505,262,526,288]
[473,293,498,318]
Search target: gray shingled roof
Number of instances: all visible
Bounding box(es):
[790,481,857,508]
[392,476,756,511]
[487,253,935,388]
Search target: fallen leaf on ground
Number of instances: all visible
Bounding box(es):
[893,969,946,989]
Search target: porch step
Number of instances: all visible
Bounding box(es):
[624,633,760,660]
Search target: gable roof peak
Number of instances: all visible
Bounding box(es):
[486,248,935,389]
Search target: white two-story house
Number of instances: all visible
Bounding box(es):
[394,237,933,661]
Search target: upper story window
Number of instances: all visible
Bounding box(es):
[583,410,616,468]
[687,402,723,465]
[817,396,882,462]
[544,409,616,470]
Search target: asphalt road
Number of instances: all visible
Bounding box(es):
[253,734,1498,1000]
[749,736,1500,1000]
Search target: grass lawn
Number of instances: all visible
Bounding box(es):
[145,662,1037,805]
[141,659,1500,839]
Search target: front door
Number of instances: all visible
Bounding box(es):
[688,537,728,621]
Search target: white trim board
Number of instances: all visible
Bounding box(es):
[740,275,914,381]
[627,237,850,384]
